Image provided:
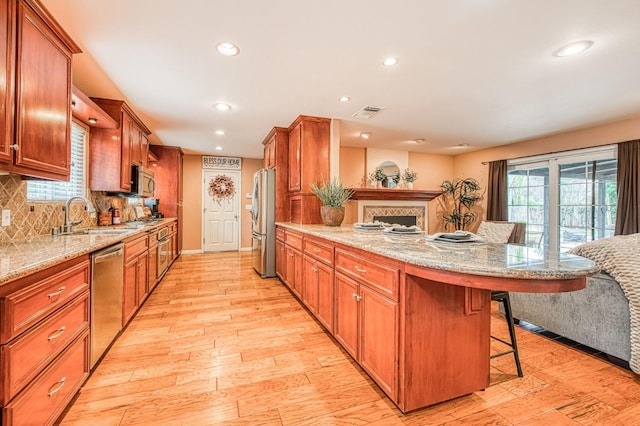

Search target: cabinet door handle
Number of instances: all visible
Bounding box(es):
[47,326,66,341]
[9,144,19,151]
[289,252,294,257]
[354,266,367,273]
[47,286,66,299]
[311,266,318,272]
[352,293,362,302]
[313,248,321,253]
[47,377,66,397]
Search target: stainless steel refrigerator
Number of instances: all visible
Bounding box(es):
[252,168,276,277]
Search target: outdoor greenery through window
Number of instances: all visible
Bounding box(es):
[507,146,617,252]
[27,121,88,201]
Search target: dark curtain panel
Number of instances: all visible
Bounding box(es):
[486,160,508,221]
[615,140,640,235]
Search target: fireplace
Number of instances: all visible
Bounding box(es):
[373,215,417,227]
[359,201,427,230]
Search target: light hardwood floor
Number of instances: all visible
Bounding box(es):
[58,252,640,425]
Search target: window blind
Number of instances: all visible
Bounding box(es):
[27,121,88,200]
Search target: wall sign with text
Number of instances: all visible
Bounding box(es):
[202,156,242,170]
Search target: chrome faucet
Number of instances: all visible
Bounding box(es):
[61,196,96,234]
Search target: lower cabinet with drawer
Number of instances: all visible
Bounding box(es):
[334,252,399,400]
[0,256,91,425]
[123,234,149,326]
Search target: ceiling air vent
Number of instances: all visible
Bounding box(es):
[352,105,384,119]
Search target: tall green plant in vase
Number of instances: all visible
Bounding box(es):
[310,177,354,226]
[438,178,482,231]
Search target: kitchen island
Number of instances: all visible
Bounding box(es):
[275,223,598,413]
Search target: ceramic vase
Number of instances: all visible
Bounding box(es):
[407,182,414,190]
[320,206,345,226]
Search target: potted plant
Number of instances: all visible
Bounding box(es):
[310,177,354,226]
[438,177,482,231]
[369,167,386,188]
[403,168,418,189]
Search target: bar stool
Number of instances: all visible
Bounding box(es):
[490,290,523,377]
[476,221,526,377]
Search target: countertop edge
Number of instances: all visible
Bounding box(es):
[0,218,177,287]
[276,222,600,280]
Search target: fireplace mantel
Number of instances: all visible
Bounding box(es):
[349,188,442,201]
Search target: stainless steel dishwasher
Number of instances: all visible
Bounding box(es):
[90,243,124,368]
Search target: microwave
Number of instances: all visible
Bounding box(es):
[131,165,155,197]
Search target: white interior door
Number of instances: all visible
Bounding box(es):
[203,170,240,252]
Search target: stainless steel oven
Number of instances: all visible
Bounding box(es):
[157,227,170,279]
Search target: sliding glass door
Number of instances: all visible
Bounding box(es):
[507,146,617,252]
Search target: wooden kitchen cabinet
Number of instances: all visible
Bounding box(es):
[287,123,301,192]
[334,270,399,400]
[0,0,81,180]
[287,116,330,224]
[123,234,149,326]
[302,236,334,332]
[89,98,151,193]
[285,246,303,298]
[283,230,303,297]
[0,255,90,424]
[149,146,183,256]
[130,125,149,167]
[0,0,13,164]
[275,229,286,281]
[3,331,89,426]
[262,127,289,222]
[263,133,276,169]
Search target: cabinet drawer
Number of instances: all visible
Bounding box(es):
[304,237,334,266]
[1,292,89,404]
[285,231,303,251]
[3,331,89,426]
[335,249,399,301]
[276,227,286,242]
[1,259,90,344]
[125,234,148,261]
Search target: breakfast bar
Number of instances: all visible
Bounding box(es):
[275,223,599,412]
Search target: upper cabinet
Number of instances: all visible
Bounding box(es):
[287,116,330,224]
[262,127,289,222]
[0,0,81,180]
[287,115,330,194]
[88,98,151,192]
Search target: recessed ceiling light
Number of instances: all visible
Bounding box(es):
[214,103,231,111]
[383,57,398,66]
[88,117,97,124]
[553,40,593,57]
[215,146,223,151]
[360,132,372,139]
[414,138,425,144]
[339,96,351,102]
[215,130,225,136]
[216,42,240,56]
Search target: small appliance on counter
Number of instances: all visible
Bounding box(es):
[144,198,163,218]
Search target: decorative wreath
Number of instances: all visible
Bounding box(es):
[208,175,236,203]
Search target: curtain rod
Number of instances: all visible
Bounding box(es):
[480,143,618,166]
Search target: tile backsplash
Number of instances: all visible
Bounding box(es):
[0,174,139,243]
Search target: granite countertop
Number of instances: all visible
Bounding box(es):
[0,218,176,286]
[277,223,600,280]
